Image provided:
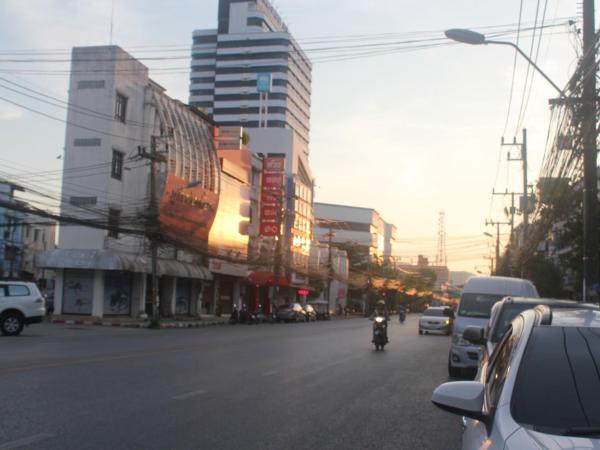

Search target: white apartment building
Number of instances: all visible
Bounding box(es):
[314,203,388,262]
[190,0,312,151]
[38,45,221,318]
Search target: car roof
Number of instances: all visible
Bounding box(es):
[501,296,599,310]
[462,276,538,297]
[526,306,600,328]
[547,308,600,328]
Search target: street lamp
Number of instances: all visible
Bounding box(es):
[446,27,600,301]
[444,29,565,98]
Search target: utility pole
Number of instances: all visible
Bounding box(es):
[325,225,335,310]
[502,128,529,233]
[502,129,529,276]
[138,135,167,320]
[486,219,511,275]
[582,0,598,302]
[272,186,287,312]
[492,190,520,275]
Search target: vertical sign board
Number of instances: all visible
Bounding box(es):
[257,72,272,93]
[260,155,285,237]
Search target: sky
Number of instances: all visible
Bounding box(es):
[0,0,585,273]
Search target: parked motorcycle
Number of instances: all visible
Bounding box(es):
[229,305,240,324]
[239,305,257,324]
[372,316,388,351]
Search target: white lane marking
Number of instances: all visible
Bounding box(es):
[262,370,279,377]
[0,433,54,450]
[172,389,207,400]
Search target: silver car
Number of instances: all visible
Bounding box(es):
[418,306,453,335]
[433,306,600,449]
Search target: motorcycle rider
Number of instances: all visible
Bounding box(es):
[229,304,239,324]
[370,300,389,343]
[398,306,407,323]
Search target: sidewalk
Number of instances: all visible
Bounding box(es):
[49,314,228,329]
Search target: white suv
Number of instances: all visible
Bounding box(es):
[0,281,46,336]
[432,305,600,449]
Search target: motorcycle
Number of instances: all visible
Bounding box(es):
[239,305,258,324]
[229,305,240,324]
[399,310,406,324]
[372,316,388,351]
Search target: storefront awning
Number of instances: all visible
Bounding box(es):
[247,271,289,287]
[36,249,212,280]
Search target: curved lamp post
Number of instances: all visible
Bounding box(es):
[444,28,565,98]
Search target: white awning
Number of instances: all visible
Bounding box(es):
[36,249,212,280]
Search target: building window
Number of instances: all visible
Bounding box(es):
[115,92,128,123]
[34,229,39,242]
[108,208,120,238]
[111,150,124,180]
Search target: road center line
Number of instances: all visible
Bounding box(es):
[0,433,54,450]
[172,389,207,400]
[262,370,279,376]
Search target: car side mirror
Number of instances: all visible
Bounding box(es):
[431,381,486,422]
[463,326,486,345]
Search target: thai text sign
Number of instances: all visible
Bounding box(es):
[260,155,285,237]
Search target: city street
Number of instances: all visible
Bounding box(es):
[0,315,461,450]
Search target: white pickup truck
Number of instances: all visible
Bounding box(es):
[0,281,46,336]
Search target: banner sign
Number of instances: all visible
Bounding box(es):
[262,173,284,188]
[264,156,285,172]
[160,175,218,242]
[260,155,285,237]
[260,222,279,237]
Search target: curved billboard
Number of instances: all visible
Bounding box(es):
[153,91,220,245]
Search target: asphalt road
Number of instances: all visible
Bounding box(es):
[0,315,462,450]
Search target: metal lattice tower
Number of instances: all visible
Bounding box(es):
[435,211,447,266]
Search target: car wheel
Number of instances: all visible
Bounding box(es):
[418,328,423,335]
[1,312,24,336]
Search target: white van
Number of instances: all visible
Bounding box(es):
[448,276,538,377]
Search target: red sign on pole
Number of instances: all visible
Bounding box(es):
[260,205,279,221]
[263,173,284,188]
[261,189,283,205]
[260,155,285,237]
[260,222,280,237]
[264,156,285,172]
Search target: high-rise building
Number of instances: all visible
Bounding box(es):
[191,0,315,297]
[190,0,312,152]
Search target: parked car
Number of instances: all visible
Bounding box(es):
[449,276,538,377]
[309,300,331,320]
[302,303,317,322]
[0,281,46,336]
[275,303,306,322]
[418,306,454,335]
[433,305,600,449]
[463,296,599,370]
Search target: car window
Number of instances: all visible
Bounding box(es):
[458,293,505,318]
[511,326,600,434]
[491,304,536,342]
[486,316,523,410]
[423,308,444,317]
[0,285,6,297]
[8,285,30,296]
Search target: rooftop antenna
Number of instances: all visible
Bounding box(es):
[109,0,115,45]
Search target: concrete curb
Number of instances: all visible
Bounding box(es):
[49,318,227,329]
